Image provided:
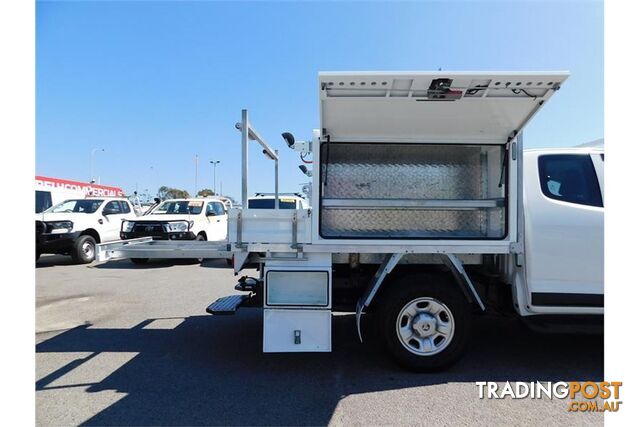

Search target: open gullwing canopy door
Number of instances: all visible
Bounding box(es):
[315,71,569,245]
[319,71,569,143]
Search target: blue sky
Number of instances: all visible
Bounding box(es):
[36,0,603,200]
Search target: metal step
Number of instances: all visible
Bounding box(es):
[206,294,250,315]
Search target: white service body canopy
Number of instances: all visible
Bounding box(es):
[319,71,569,143]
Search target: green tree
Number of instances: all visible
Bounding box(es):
[157,186,190,200]
[196,188,215,197]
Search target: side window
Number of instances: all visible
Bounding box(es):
[120,201,131,213]
[35,191,52,213]
[104,201,122,213]
[213,202,225,216]
[206,202,217,216]
[538,154,603,207]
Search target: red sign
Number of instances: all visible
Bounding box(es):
[35,176,125,197]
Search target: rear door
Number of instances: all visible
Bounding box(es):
[524,152,604,309]
[205,201,228,241]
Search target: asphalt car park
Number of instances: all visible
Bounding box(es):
[36,255,604,426]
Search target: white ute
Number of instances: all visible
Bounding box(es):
[36,197,138,263]
[118,198,230,264]
[97,72,603,371]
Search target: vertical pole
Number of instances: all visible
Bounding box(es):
[241,109,249,209]
[213,163,217,196]
[274,149,279,210]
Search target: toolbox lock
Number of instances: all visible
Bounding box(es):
[294,330,301,345]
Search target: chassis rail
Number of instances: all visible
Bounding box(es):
[96,237,232,262]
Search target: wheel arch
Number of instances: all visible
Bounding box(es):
[356,255,485,344]
[367,257,485,312]
[80,228,101,243]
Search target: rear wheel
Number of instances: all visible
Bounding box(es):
[71,235,96,264]
[194,233,206,263]
[378,274,471,371]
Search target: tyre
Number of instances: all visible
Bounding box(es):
[36,251,41,262]
[193,233,206,263]
[377,273,471,372]
[130,258,149,265]
[71,235,96,264]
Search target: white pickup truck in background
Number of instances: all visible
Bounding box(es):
[36,197,138,263]
[119,197,230,264]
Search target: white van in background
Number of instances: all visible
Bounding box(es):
[248,193,309,209]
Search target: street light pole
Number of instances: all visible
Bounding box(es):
[90,148,105,183]
[195,155,199,196]
[210,160,220,196]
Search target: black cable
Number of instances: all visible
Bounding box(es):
[498,146,509,188]
[466,85,488,95]
[300,152,312,164]
[512,88,536,98]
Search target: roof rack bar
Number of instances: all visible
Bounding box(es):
[240,110,249,209]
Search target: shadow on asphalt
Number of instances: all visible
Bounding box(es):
[36,311,604,426]
[200,259,233,269]
[36,254,79,268]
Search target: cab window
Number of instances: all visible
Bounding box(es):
[207,202,225,216]
[120,201,131,213]
[155,201,203,214]
[48,199,104,214]
[213,202,225,216]
[104,200,122,213]
[248,199,297,209]
[538,154,603,207]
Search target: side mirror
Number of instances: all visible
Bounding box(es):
[103,207,119,215]
[206,210,217,216]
